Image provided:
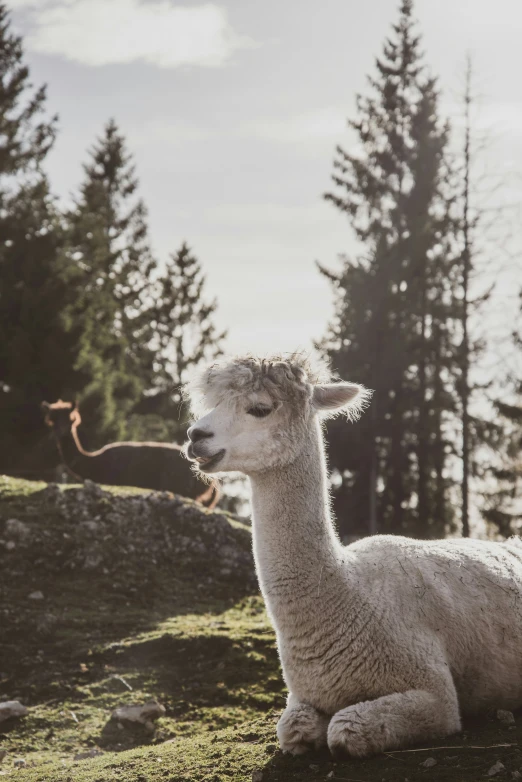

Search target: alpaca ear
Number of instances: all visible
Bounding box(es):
[312,383,372,419]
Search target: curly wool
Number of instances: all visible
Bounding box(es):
[185,352,334,417]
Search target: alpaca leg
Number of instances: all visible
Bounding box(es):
[277,693,330,755]
[327,683,460,758]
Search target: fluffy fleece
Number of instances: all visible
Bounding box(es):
[185,353,522,758]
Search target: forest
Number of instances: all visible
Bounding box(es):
[0,0,520,541]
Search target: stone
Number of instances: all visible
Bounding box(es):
[5,541,15,551]
[5,519,29,538]
[28,590,44,600]
[488,761,506,777]
[41,484,62,503]
[83,480,103,498]
[0,701,28,723]
[13,759,26,768]
[252,771,263,782]
[511,772,522,780]
[36,613,58,636]
[80,521,100,533]
[420,757,437,768]
[497,709,515,726]
[74,749,104,761]
[111,701,165,726]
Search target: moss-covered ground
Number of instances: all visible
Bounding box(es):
[1,476,522,781]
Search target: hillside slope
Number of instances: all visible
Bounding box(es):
[1,476,522,782]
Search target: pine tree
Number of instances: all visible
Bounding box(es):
[139,242,226,438]
[0,3,73,472]
[320,0,461,538]
[482,397,522,536]
[482,306,522,536]
[64,120,156,445]
[450,57,509,538]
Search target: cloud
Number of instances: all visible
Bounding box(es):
[13,0,253,68]
[127,108,349,153]
[250,107,348,144]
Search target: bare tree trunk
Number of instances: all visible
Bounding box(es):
[418,254,429,527]
[461,56,472,538]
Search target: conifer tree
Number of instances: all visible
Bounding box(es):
[64,120,156,445]
[451,57,508,537]
[482,305,522,536]
[482,396,522,537]
[320,0,460,538]
[0,3,73,470]
[141,242,226,436]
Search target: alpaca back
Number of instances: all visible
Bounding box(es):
[81,441,203,498]
[346,534,522,713]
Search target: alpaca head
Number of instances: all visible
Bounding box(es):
[41,400,80,438]
[185,354,371,476]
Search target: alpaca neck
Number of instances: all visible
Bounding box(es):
[249,418,343,623]
[56,425,93,477]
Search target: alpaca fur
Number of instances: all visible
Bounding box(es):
[185,353,522,758]
[42,400,218,506]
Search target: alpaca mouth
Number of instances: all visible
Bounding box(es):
[188,447,225,471]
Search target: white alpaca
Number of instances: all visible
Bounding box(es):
[185,354,522,758]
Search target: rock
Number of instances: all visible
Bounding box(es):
[326,773,334,780]
[13,758,26,768]
[111,700,165,727]
[0,749,6,763]
[83,480,103,498]
[80,521,100,533]
[28,590,44,600]
[5,540,15,551]
[252,771,263,782]
[83,552,103,570]
[74,749,104,761]
[512,772,522,780]
[488,761,506,776]
[36,613,58,636]
[0,701,28,723]
[420,757,437,768]
[41,484,62,503]
[497,709,515,726]
[5,519,30,538]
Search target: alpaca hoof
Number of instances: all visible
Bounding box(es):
[327,710,376,759]
[277,703,329,755]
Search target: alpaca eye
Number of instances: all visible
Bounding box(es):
[247,406,272,418]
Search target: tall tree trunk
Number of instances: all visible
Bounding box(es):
[417,253,429,527]
[432,319,445,528]
[461,57,472,538]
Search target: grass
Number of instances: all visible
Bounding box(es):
[1,476,522,781]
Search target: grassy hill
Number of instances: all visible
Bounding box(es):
[1,476,522,782]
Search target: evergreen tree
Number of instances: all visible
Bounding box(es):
[451,57,507,538]
[482,396,522,537]
[320,0,461,538]
[0,3,73,472]
[482,307,522,536]
[137,242,226,439]
[64,120,156,445]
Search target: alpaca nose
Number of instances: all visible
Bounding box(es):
[188,426,213,443]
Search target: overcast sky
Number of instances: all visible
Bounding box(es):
[8,0,522,360]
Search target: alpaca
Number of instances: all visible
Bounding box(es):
[184,353,522,758]
[42,400,218,507]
